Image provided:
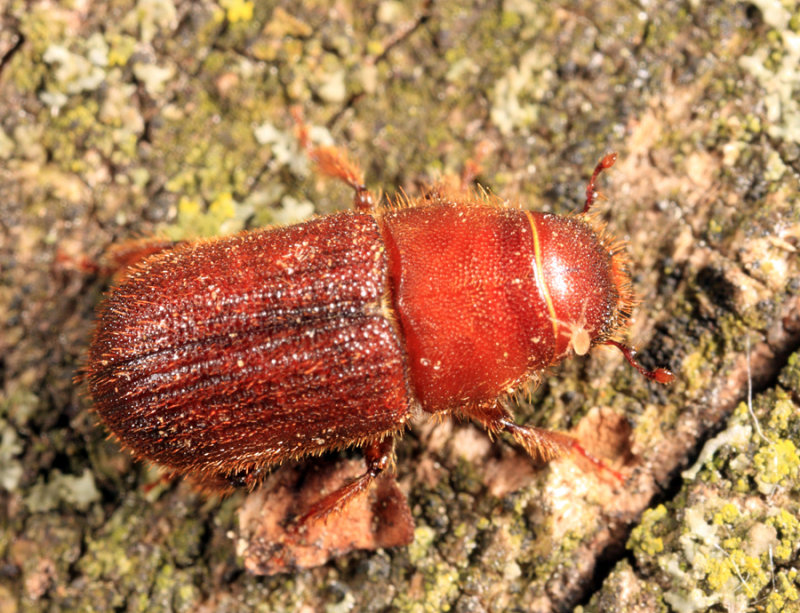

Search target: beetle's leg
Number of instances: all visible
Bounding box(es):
[602,339,676,384]
[291,107,377,213]
[292,436,395,530]
[468,402,624,482]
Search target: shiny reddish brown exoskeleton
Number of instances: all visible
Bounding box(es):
[87,117,674,527]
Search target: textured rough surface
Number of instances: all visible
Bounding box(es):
[238,458,414,575]
[89,211,411,488]
[588,355,800,613]
[383,204,551,412]
[1,1,799,612]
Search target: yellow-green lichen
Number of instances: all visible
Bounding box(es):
[629,504,668,557]
[753,438,800,490]
[679,336,720,393]
[765,395,796,432]
[164,192,250,241]
[17,4,70,56]
[767,508,800,563]
[408,524,436,565]
[129,0,178,44]
[220,0,254,23]
[106,32,137,67]
[393,563,460,613]
[629,384,800,612]
[713,502,739,525]
[739,0,800,144]
[779,351,800,393]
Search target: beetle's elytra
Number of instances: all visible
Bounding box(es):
[87,116,674,529]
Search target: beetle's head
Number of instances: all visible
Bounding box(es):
[535,214,633,360]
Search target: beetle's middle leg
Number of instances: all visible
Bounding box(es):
[291,107,377,212]
[292,436,395,530]
[467,402,624,482]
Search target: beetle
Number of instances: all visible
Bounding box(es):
[86,116,674,529]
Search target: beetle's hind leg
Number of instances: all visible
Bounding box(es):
[291,107,377,213]
[468,402,624,483]
[292,436,395,531]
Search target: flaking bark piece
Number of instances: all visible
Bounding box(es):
[237,458,414,575]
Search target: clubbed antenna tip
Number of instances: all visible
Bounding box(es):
[604,339,676,384]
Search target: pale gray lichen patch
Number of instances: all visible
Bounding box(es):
[739,0,800,145]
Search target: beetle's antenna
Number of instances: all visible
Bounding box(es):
[602,339,675,383]
[583,152,618,214]
[290,106,376,212]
